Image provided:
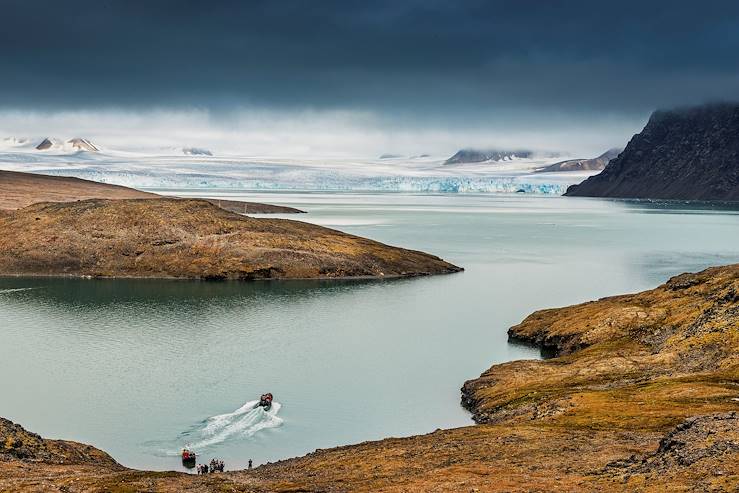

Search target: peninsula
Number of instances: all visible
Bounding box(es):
[0,197,460,280]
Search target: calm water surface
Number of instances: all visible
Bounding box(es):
[1,192,738,471]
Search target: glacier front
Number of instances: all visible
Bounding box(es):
[0,146,595,195]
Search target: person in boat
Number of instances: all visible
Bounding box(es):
[259,393,274,407]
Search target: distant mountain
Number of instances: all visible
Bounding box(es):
[68,138,99,152]
[537,148,621,173]
[445,149,533,164]
[35,138,60,150]
[379,153,432,159]
[35,137,99,152]
[2,137,30,146]
[183,147,213,156]
[566,103,739,201]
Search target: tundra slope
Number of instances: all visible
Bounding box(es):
[0,198,460,280]
[0,265,736,492]
[0,169,304,213]
[0,169,156,209]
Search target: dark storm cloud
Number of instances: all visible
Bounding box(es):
[2,0,739,116]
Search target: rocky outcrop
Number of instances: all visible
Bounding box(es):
[537,148,621,173]
[68,138,99,152]
[566,103,739,201]
[182,147,212,156]
[35,138,58,150]
[463,264,738,423]
[0,418,119,467]
[36,137,100,152]
[0,198,461,280]
[34,137,99,152]
[604,412,739,477]
[445,148,533,164]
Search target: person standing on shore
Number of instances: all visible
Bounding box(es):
[248,459,253,469]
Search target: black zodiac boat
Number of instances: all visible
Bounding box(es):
[181,448,196,467]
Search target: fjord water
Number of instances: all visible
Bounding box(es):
[1,192,738,471]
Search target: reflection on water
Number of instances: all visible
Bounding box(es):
[615,197,739,214]
[0,276,384,306]
[1,192,738,472]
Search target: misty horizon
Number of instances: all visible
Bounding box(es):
[3,1,739,157]
[0,107,643,158]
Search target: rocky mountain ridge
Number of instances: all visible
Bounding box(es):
[445,148,533,164]
[566,103,739,201]
[537,147,621,173]
[36,137,99,152]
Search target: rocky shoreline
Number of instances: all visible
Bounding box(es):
[1,264,736,491]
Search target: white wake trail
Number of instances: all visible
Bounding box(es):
[187,400,283,450]
[0,287,36,294]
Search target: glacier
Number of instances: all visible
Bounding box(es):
[0,146,595,194]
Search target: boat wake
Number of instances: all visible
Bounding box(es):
[180,400,283,451]
[0,287,37,294]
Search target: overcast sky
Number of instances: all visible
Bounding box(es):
[3,0,739,157]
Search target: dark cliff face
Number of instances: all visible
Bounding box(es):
[566,103,739,201]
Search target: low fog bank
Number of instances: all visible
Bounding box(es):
[0,107,639,159]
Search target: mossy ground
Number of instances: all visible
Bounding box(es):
[0,198,460,280]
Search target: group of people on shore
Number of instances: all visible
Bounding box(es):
[197,458,224,474]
